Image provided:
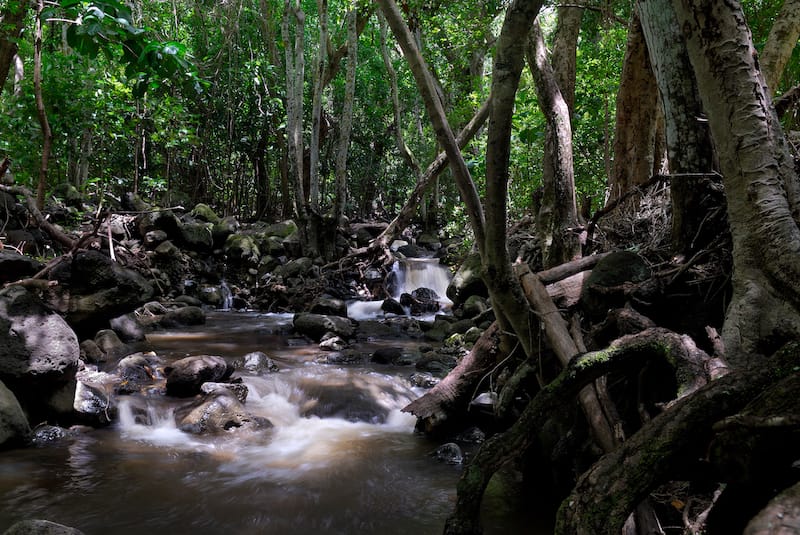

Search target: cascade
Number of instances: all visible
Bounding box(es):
[348,257,453,320]
[219,280,233,310]
[387,257,452,302]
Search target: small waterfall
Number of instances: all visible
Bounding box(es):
[220,280,234,310]
[348,257,453,320]
[388,257,452,304]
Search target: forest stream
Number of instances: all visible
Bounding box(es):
[0,276,550,534]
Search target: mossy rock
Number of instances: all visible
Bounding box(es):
[190,203,221,224]
[224,233,261,264]
[580,250,650,320]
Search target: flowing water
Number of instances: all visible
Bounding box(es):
[0,312,551,534]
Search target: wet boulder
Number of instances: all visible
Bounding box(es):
[159,306,205,328]
[178,218,213,251]
[94,329,129,360]
[109,312,147,343]
[446,251,488,307]
[0,380,31,449]
[224,233,261,264]
[200,381,249,404]
[212,216,240,248]
[400,287,442,315]
[263,219,297,239]
[189,203,221,224]
[310,297,347,317]
[370,347,420,366]
[381,298,405,316]
[274,257,315,280]
[0,251,44,284]
[431,442,464,464]
[165,355,234,397]
[2,520,85,535]
[236,351,279,373]
[293,313,356,342]
[74,368,116,425]
[49,250,154,338]
[31,424,71,446]
[115,352,160,395]
[0,285,80,421]
[174,389,271,434]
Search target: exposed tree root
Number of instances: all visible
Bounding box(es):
[554,342,800,535]
[443,327,718,535]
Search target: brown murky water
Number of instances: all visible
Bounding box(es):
[0,312,551,534]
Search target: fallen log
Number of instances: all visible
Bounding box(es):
[402,322,501,436]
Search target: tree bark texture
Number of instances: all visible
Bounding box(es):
[671,0,800,363]
[608,10,660,201]
[0,0,27,98]
[759,0,800,95]
[34,0,52,212]
[309,0,328,212]
[551,6,582,114]
[527,19,580,268]
[638,0,717,254]
[334,4,357,223]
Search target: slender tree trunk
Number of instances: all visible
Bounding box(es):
[759,0,800,95]
[309,0,328,212]
[527,19,580,268]
[371,96,492,255]
[639,0,717,255]
[671,0,800,364]
[551,6,582,113]
[34,0,52,211]
[608,11,660,201]
[0,0,27,98]
[334,4,357,224]
[379,13,423,184]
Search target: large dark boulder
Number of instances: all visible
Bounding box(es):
[446,251,488,306]
[0,251,44,284]
[0,380,31,449]
[0,285,80,421]
[293,313,356,341]
[164,355,234,397]
[174,389,271,434]
[2,520,85,535]
[49,250,154,337]
[579,250,651,320]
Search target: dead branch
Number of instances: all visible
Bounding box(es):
[0,183,76,249]
[402,322,501,436]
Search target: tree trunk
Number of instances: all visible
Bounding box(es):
[551,6,582,113]
[34,0,51,212]
[759,0,800,95]
[608,10,660,201]
[379,13,424,186]
[527,19,580,268]
[334,4,357,224]
[671,0,800,364]
[308,0,328,213]
[0,0,27,98]
[370,96,492,257]
[638,0,717,255]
